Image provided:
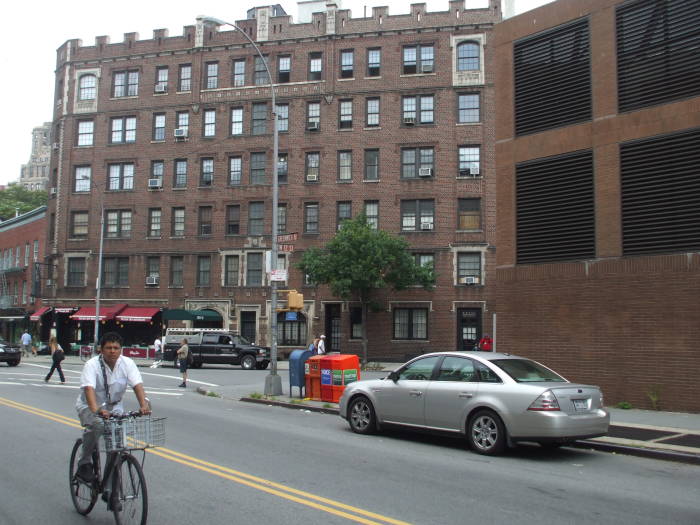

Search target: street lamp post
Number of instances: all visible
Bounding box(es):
[199,15,282,395]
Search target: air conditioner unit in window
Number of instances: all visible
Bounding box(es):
[471,166,480,175]
[52,143,60,150]
[146,276,160,286]
[307,121,319,131]
[306,172,319,182]
[459,276,480,285]
[420,63,434,73]
[420,221,434,230]
[418,168,433,177]
[403,116,416,125]
[174,128,188,138]
[50,187,57,195]
[45,279,54,286]
[148,178,162,188]
[154,84,167,93]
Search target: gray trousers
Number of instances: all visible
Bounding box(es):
[77,407,105,466]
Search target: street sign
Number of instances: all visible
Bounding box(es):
[285,311,297,321]
[279,244,295,252]
[270,269,288,281]
[277,232,298,243]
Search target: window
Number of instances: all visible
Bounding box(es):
[254,56,268,86]
[226,205,240,234]
[77,120,94,146]
[403,95,434,124]
[152,113,166,141]
[102,257,129,287]
[339,99,353,129]
[278,55,291,83]
[74,166,91,192]
[146,257,160,281]
[338,151,352,181]
[203,109,216,137]
[277,153,288,184]
[200,158,214,186]
[78,74,97,100]
[250,152,266,185]
[172,207,185,237]
[458,146,481,176]
[246,253,263,286]
[148,208,161,237]
[178,64,192,91]
[403,44,434,74]
[22,281,27,305]
[174,159,187,188]
[151,161,164,184]
[198,206,213,235]
[364,150,379,180]
[33,241,38,262]
[457,42,480,71]
[309,52,323,80]
[401,199,434,231]
[457,253,481,282]
[108,163,134,190]
[436,356,477,382]
[458,199,481,230]
[248,202,264,235]
[305,152,320,182]
[197,256,211,286]
[304,203,319,233]
[340,49,354,78]
[337,201,351,230]
[367,48,381,77]
[393,308,428,340]
[229,156,242,185]
[67,258,86,287]
[276,103,289,132]
[70,211,88,239]
[277,203,287,234]
[24,244,29,267]
[458,94,480,123]
[230,59,246,88]
[402,148,434,178]
[364,200,379,229]
[231,107,243,135]
[366,98,380,127]
[110,116,136,143]
[415,253,434,270]
[155,66,168,92]
[105,210,132,238]
[176,111,189,136]
[307,102,320,130]
[224,255,239,286]
[170,256,183,286]
[350,307,363,339]
[277,312,307,346]
[205,61,218,89]
[252,103,267,135]
[113,70,139,97]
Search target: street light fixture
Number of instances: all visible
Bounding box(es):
[199,15,282,395]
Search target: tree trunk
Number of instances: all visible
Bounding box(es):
[360,295,368,366]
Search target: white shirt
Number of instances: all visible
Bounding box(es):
[76,355,143,414]
[21,333,32,345]
[154,338,162,352]
[318,339,326,354]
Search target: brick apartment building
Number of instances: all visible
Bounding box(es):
[0,206,47,343]
[494,0,700,411]
[45,1,501,358]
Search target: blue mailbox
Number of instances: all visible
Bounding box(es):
[288,348,313,398]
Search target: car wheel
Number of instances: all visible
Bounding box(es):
[256,361,269,370]
[348,396,377,435]
[240,355,256,370]
[468,410,506,455]
[8,360,19,367]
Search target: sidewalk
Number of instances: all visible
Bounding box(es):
[24,354,700,464]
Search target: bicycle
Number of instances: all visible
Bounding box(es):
[69,411,166,525]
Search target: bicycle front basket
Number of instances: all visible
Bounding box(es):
[102,416,166,452]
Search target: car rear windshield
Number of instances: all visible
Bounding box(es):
[491,359,566,383]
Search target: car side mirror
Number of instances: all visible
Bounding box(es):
[387,371,399,382]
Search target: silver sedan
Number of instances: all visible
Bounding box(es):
[339,352,609,455]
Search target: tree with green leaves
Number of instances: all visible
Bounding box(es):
[0,184,48,221]
[298,215,435,364]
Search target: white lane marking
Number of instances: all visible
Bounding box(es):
[0,381,24,385]
[139,371,219,387]
[20,363,81,374]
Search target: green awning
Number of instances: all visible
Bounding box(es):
[163,309,222,321]
[190,309,222,321]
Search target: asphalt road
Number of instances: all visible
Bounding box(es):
[1,361,699,525]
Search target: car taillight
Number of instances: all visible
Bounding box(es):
[528,390,560,411]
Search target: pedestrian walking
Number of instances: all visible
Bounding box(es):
[150,336,162,368]
[20,329,32,357]
[176,338,189,388]
[317,334,326,354]
[313,336,321,355]
[44,336,66,384]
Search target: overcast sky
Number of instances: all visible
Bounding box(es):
[0,0,553,186]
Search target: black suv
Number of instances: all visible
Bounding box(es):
[164,331,270,370]
[0,339,21,366]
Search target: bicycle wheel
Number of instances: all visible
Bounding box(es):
[68,439,98,515]
[112,453,148,525]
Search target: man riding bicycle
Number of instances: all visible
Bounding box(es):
[75,332,151,482]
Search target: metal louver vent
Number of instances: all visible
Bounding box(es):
[514,18,591,136]
[621,127,700,256]
[617,0,700,113]
[516,150,595,264]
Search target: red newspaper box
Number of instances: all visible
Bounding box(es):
[304,355,323,401]
[320,354,361,403]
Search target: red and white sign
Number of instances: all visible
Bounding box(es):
[277,232,298,243]
[279,244,295,253]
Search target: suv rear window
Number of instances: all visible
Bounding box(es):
[491,359,566,383]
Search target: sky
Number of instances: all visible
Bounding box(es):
[0,0,553,186]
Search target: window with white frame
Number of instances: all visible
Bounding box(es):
[205,62,218,89]
[151,161,164,184]
[196,256,211,287]
[254,56,268,86]
[457,42,480,71]
[224,254,239,285]
[246,252,263,286]
[402,147,434,179]
[70,211,89,239]
[105,210,132,238]
[200,158,214,186]
[252,103,267,135]
[364,200,378,229]
[401,199,434,231]
[305,152,320,182]
[113,70,139,97]
[367,48,381,77]
[309,52,323,80]
[457,253,481,283]
[458,146,480,177]
[339,99,353,129]
[458,94,480,123]
[174,159,187,188]
[108,163,134,191]
[203,109,216,137]
[248,202,264,235]
[337,201,352,230]
[304,202,319,233]
[403,44,434,74]
[170,256,183,286]
[153,113,166,141]
[307,102,320,130]
[178,64,192,91]
[77,120,94,146]
[176,111,189,135]
[226,205,240,234]
[110,116,136,143]
[231,107,243,135]
[155,67,168,92]
[340,49,354,78]
[338,151,352,181]
[277,203,287,234]
[67,257,86,287]
[198,206,213,236]
[233,59,245,86]
[364,150,379,180]
[172,208,185,237]
[366,98,380,127]
[74,166,91,192]
[403,95,434,124]
[146,257,160,281]
[278,55,291,83]
[79,74,97,100]
[276,103,289,132]
[148,208,161,237]
[250,152,266,185]
[277,153,288,184]
[229,156,242,185]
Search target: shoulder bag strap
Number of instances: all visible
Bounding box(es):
[99,355,112,406]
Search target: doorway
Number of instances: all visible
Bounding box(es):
[240,311,256,343]
[457,308,481,351]
[324,304,341,353]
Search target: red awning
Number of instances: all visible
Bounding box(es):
[30,306,52,321]
[54,306,76,314]
[116,307,161,323]
[71,303,127,322]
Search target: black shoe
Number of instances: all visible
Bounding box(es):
[178,382,186,388]
[76,463,95,483]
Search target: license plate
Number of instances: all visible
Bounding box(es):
[573,399,588,411]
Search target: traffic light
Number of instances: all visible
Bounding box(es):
[287,290,304,311]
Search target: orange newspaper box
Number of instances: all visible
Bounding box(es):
[320,354,361,403]
[304,355,323,401]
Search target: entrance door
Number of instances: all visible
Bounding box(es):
[457,308,481,351]
[325,304,341,353]
[240,311,256,343]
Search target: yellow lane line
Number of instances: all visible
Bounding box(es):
[0,396,411,525]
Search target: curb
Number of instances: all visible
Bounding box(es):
[574,440,700,465]
[240,396,340,415]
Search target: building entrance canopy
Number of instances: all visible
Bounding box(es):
[71,303,127,322]
[30,306,52,321]
[162,309,222,322]
[116,307,161,323]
